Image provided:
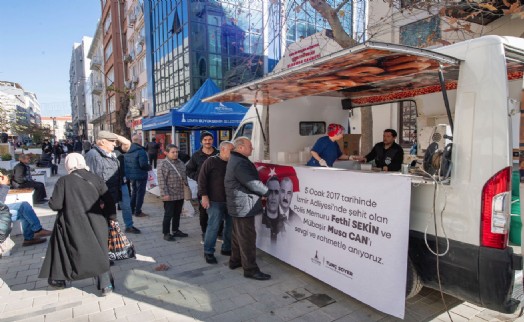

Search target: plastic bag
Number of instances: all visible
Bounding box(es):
[146,169,158,190]
[181,200,195,217]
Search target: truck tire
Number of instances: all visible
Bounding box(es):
[406,259,423,299]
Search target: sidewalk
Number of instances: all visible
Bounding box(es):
[0,162,522,321]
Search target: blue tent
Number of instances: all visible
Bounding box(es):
[172,79,247,127]
[141,79,248,130]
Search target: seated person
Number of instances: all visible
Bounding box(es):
[306,123,350,167]
[37,148,58,175]
[354,129,404,172]
[12,154,48,204]
[0,172,51,246]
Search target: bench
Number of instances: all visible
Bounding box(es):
[5,188,34,236]
[32,173,46,185]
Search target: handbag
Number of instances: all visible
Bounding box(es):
[108,220,136,260]
[166,160,192,200]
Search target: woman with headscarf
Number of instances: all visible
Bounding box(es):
[39,153,116,295]
[306,123,351,167]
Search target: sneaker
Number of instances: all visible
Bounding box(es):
[125,226,141,234]
[48,279,66,289]
[217,235,223,242]
[163,234,176,242]
[134,212,149,217]
[22,238,47,247]
[204,253,218,264]
[34,229,52,238]
[101,285,113,296]
[172,230,188,238]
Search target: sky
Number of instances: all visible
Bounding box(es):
[0,1,101,117]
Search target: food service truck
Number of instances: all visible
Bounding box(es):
[204,35,524,318]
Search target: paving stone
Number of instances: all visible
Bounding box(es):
[87,309,116,321]
[33,293,59,308]
[207,305,263,322]
[18,315,45,322]
[72,301,101,317]
[124,310,156,322]
[113,302,141,319]
[44,307,74,321]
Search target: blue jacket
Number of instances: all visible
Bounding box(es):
[124,143,149,180]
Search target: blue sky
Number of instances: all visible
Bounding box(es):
[0,1,101,116]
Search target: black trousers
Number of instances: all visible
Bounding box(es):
[18,181,47,202]
[162,199,184,235]
[148,154,157,169]
[230,216,259,275]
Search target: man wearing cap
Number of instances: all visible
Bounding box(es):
[186,131,219,242]
[85,131,141,234]
[306,123,351,167]
[354,129,404,172]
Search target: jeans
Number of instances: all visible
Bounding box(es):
[8,201,42,240]
[119,183,134,229]
[130,179,147,215]
[204,201,232,254]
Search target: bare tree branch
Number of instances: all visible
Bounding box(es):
[335,0,352,13]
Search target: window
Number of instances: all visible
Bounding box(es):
[104,42,113,62]
[399,101,417,148]
[235,122,254,140]
[300,122,326,136]
[104,12,112,33]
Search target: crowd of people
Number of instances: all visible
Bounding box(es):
[1,122,407,295]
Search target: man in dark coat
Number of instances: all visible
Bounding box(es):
[124,134,150,217]
[145,137,161,169]
[225,137,271,281]
[186,132,219,241]
[39,154,116,294]
[12,154,48,204]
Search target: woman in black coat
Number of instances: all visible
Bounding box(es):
[39,153,117,295]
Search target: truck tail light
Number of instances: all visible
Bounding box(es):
[480,167,511,249]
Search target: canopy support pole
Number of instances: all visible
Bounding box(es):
[172,126,177,145]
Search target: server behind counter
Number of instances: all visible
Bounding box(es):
[354,129,404,172]
[306,123,351,168]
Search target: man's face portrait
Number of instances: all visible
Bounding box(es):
[280,178,293,212]
[201,135,214,149]
[267,179,280,214]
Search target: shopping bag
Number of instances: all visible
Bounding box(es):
[183,184,192,200]
[181,200,195,217]
[147,170,158,190]
[108,221,136,260]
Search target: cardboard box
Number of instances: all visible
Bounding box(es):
[337,134,361,156]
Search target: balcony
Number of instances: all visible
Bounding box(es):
[90,56,102,70]
[92,81,103,94]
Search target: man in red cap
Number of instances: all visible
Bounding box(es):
[306,123,350,167]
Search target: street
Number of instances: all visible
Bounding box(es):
[0,163,523,322]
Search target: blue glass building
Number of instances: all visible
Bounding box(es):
[144,0,366,116]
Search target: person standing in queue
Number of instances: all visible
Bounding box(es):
[225,137,271,280]
[306,123,350,167]
[186,132,219,243]
[158,144,189,241]
[354,129,404,172]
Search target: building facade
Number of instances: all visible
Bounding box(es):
[0,81,42,141]
[69,36,93,140]
[88,20,106,141]
[41,116,73,141]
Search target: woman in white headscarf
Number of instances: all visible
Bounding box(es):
[39,153,117,296]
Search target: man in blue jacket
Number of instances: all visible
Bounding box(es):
[225,137,271,280]
[124,134,151,218]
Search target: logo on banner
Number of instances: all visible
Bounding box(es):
[311,250,321,266]
[215,102,233,112]
[324,258,353,279]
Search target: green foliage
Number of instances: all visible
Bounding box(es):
[1,154,12,161]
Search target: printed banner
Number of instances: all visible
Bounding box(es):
[255,163,411,318]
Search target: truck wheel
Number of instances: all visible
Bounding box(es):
[406,259,423,299]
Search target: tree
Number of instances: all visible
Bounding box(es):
[106,84,132,139]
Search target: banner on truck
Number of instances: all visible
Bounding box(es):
[255,163,411,318]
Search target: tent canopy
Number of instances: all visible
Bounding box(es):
[142,79,248,130]
[172,79,248,127]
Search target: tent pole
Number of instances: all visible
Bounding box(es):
[172,126,176,145]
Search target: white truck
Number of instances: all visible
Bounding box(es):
[205,35,524,313]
